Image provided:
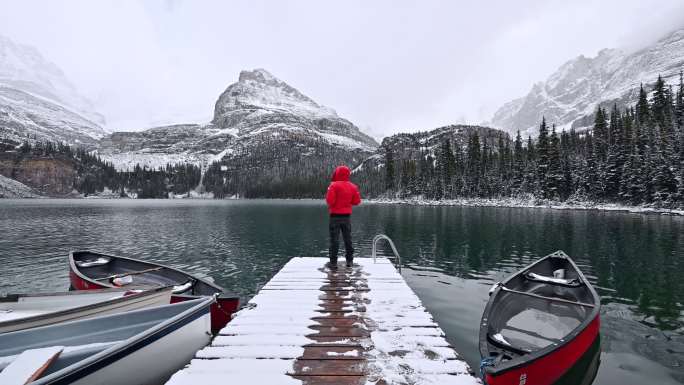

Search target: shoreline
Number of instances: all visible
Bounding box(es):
[3,194,683,216]
[364,197,684,216]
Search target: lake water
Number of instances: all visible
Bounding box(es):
[0,199,682,385]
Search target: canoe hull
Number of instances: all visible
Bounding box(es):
[479,251,601,385]
[68,254,239,334]
[5,299,216,385]
[484,315,600,385]
[47,309,211,385]
[69,270,107,291]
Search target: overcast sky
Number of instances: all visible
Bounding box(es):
[1,0,684,138]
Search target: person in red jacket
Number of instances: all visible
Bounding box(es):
[326,165,361,269]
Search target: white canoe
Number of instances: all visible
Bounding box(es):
[0,287,172,333]
[0,297,214,385]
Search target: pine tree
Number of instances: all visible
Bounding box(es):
[436,140,456,198]
[466,133,481,196]
[652,122,677,207]
[636,84,651,130]
[583,134,600,199]
[559,129,573,200]
[603,105,624,200]
[620,141,645,205]
[452,141,464,196]
[384,147,395,193]
[399,160,410,193]
[512,131,524,193]
[523,136,537,194]
[677,71,684,136]
[536,117,550,197]
[593,107,608,160]
[651,75,670,133]
[546,124,563,200]
[676,71,684,206]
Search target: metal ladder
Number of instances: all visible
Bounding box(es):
[371,234,402,273]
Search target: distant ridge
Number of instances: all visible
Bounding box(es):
[490,27,684,136]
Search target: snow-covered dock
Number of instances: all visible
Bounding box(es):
[166,257,480,385]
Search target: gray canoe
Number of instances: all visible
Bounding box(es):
[0,297,214,385]
[0,287,173,334]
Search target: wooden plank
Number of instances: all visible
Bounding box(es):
[298,346,364,360]
[306,326,370,338]
[309,318,364,327]
[290,359,366,375]
[305,336,368,345]
[289,376,366,385]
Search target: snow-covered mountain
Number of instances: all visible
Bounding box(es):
[0,35,106,147]
[99,68,378,170]
[490,27,684,137]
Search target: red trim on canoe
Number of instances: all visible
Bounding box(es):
[485,315,600,385]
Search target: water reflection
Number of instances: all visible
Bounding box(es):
[0,200,682,384]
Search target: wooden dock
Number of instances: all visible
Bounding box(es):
[166,257,480,385]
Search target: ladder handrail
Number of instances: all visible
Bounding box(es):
[371,234,401,273]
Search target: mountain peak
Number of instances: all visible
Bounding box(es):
[213,68,339,125]
[238,68,278,83]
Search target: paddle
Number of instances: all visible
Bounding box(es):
[0,346,63,384]
[95,267,163,282]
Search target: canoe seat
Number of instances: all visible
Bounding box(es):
[525,272,581,287]
[172,280,194,294]
[488,323,567,355]
[487,333,531,355]
[75,257,111,268]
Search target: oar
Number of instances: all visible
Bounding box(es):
[0,346,63,384]
[95,267,163,281]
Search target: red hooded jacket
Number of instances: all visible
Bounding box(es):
[326,166,361,215]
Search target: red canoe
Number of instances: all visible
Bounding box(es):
[479,251,601,385]
[69,250,240,334]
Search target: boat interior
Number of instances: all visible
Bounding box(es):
[72,251,217,296]
[484,256,596,361]
[0,291,128,324]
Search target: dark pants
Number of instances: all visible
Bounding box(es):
[329,215,353,263]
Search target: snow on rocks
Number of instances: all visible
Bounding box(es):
[367,196,684,216]
[0,174,40,198]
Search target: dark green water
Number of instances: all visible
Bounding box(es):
[0,199,682,384]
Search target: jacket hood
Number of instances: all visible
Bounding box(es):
[332,165,351,182]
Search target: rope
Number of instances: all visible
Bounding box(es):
[479,357,496,384]
[213,295,236,319]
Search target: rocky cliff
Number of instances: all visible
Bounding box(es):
[0,152,78,196]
